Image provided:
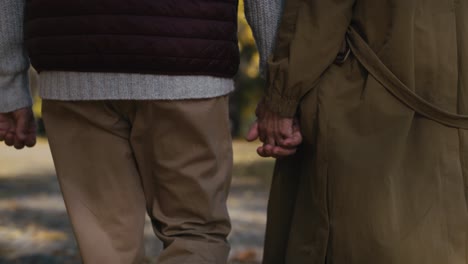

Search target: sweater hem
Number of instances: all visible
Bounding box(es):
[38,71,235,101]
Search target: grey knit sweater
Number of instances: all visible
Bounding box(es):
[0,0,283,113]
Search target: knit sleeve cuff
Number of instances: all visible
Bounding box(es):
[0,71,32,113]
[263,57,300,117]
[264,88,300,117]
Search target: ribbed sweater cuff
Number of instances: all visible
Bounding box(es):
[0,72,32,113]
[264,88,299,118]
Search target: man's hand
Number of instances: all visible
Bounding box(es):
[0,107,37,149]
[246,101,302,158]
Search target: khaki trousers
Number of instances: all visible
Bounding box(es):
[42,97,232,264]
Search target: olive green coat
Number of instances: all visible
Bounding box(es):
[262,0,468,263]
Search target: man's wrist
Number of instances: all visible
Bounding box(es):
[0,103,33,114]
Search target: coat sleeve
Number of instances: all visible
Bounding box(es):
[265,0,355,117]
[244,0,284,78]
[0,0,31,113]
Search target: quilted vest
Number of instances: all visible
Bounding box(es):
[24,0,240,77]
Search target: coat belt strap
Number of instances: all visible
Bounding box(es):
[346,26,468,129]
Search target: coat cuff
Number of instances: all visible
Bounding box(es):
[264,88,300,117]
[264,57,300,117]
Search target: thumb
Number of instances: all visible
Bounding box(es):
[282,121,303,147]
[245,121,259,142]
[284,129,303,147]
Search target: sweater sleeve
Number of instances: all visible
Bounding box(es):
[0,0,31,113]
[244,0,283,78]
[265,0,355,117]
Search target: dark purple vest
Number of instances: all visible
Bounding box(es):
[24,0,240,77]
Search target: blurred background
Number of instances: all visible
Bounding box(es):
[0,1,275,264]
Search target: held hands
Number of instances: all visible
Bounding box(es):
[0,107,37,149]
[246,101,302,158]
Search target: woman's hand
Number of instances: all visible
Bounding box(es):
[246,101,302,158]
